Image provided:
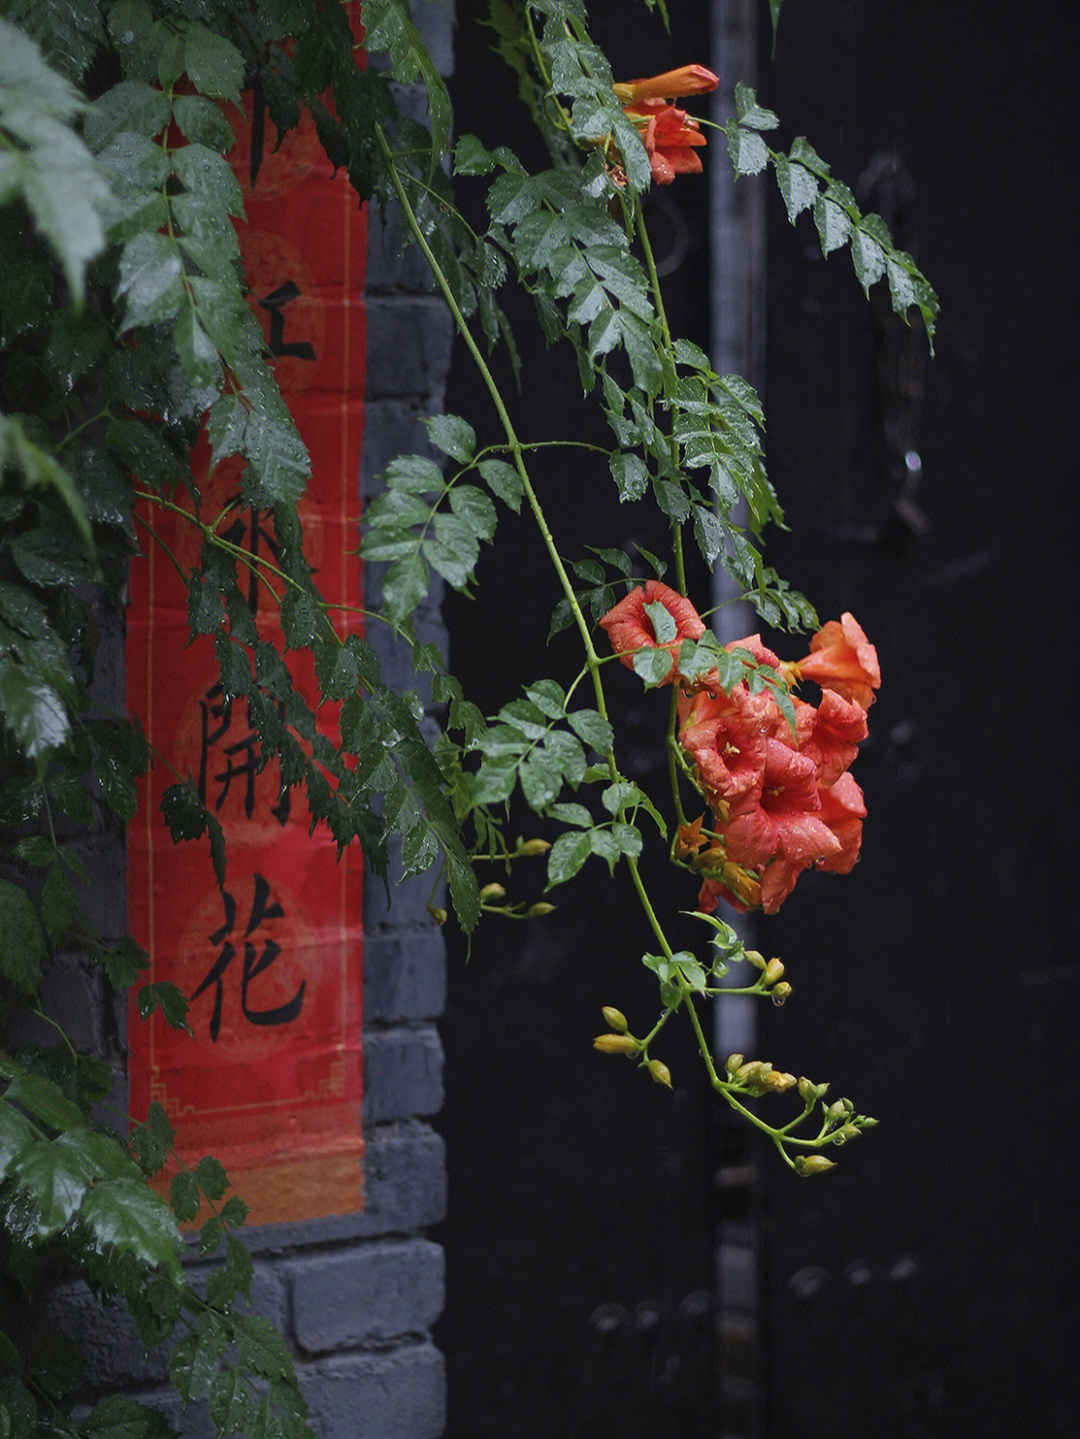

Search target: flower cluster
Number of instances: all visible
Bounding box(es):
[599,584,879,915]
[612,65,719,184]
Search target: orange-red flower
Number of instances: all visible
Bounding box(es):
[795,613,881,709]
[612,66,719,105]
[679,686,772,811]
[614,65,718,185]
[815,772,866,874]
[722,740,841,873]
[598,580,704,681]
[793,687,869,787]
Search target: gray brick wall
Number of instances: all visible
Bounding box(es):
[42,10,457,1437]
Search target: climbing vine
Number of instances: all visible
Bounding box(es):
[0,1,935,1434]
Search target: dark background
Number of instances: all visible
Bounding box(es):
[434,2,1078,1436]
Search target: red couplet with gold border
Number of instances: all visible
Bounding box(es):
[126,20,367,1224]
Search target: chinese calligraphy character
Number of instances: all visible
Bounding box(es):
[192,874,305,1043]
[220,505,281,616]
[198,683,290,825]
[258,281,316,361]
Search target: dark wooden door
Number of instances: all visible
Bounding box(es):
[758,3,1079,1436]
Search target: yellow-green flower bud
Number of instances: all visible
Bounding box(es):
[857,1115,878,1128]
[797,1077,828,1104]
[763,957,785,987]
[795,1154,837,1176]
[826,1099,847,1123]
[516,838,551,856]
[427,905,447,925]
[479,883,507,901]
[593,1033,639,1056]
[743,949,767,971]
[602,1006,628,1033]
[764,1070,798,1094]
[771,981,793,1006]
[647,1059,672,1088]
[524,901,556,917]
[724,1053,745,1075]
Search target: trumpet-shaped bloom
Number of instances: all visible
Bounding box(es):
[612,66,719,105]
[723,740,841,872]
[598,581,704,680]
[614,66,718,185]
[679,686,772,810]
[796,613,881,709]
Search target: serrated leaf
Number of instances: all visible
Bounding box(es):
[448,484,497,540]
[774,156,818,223]
[17,1135,96,1236]
[477,458,523,512]
[83,1394,176,1439]
[424,413,475,463]
[566,709,613,754]
[236,1316,293,1382]
[195,1154,229,1201]
[169,1171,200,1223]
[813,193,851,254]
[633,647,675,687]
[40,864,77,944]
[182,23,243,103]
[546,830,592,887]
[851,227,886,292]
[725,121,769,176]
[117,232,184,329]
[80,1177,182,1271]
[0,879,46,994]
[172,92,236,150]
[733,83,779,131]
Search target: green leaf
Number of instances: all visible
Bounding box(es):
[41,864,77,944]
[774,156,818,223]
[449,485,497,540]
[813,192,851,253]
[172,93,236,151]
[632,647,675,687]
[363,0,452,166]
[546,830,592,888]
[80,1177,182,1272]
[566,709,612,753]
[117,232,184,330]
[643,600,677,644]
[851,226,886,293]
[0,879,46,994]
[725,121,769,176]
[424,413,475,463]
[2,1067,86,1132]
[236,1315,294,1382]
[83,1394,176,1439]
[0,21,112,301]
[195,1154,229,1201]
[382,552,430,625]
[136,981,192,1034]
[733,84,779,131]
[477,458,523,512]
[0,1101,35,1181]
[183,23,243,103]
[169,1171,200,1223]
[16,1135,96,1237]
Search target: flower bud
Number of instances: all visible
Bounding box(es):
[516,838,551,856]
[593,1033,639,1056]
[826,1100,847,1123]
[763,958,785,987]
[856,1115,878,1129]
[764,1070,797,1094]
[743,950,767,970]
[602,1007,628,1033]
[647,1059,672,1088]
[771,981,793,1006]
[797,1077,828,1104]
[795,1154,836,1176]
[834,1123,861,1143]
[479,883,506,901]
[524,902,556,917]
[427,905,447,925]
[724,1053,745,1074]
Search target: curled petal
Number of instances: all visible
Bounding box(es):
[598,580,704,680]
[797,612,881,709]
[815,772,866,873]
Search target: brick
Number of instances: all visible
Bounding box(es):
[45,1284,170,1388]
[68,833,126,942]
[362,1027,443,1125]
[287,1239,444,1352]
[299,1343,445,1439]
[235,1122,446,1251]
[365,298,454,399]
[363,928,446,1023]
[13,954,105,1054]
[362,838,445,930]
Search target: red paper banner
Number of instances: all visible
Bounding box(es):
[127,30,367,1224]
